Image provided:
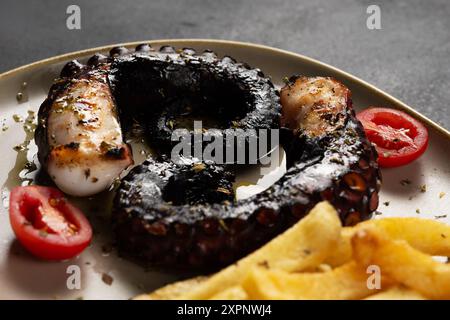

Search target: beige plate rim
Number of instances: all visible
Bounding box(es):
[1,38,449,138]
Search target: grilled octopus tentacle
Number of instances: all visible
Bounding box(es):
[112,75,381,268]
[36,44,381,269]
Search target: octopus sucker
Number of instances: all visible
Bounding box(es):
[36,44,381,268]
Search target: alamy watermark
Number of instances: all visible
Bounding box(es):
[66,265,81,290]
[171,121,280,175]
[66,5,81,30]
[366,5,381,30]
[366,264,382,290]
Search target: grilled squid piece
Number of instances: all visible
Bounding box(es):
[35,67,133,196]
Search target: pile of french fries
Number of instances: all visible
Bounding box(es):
[136,202,450,300]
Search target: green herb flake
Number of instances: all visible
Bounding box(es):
[13,144,27,152]
[13,114,23,123]
[192,163,206,172]
[400,179,412,186]
[216,187,231,195]
[218,219,229,233]
[101,273,114,286]
[39,230,48,238]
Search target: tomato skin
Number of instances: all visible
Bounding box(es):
[357,107,429,168]
[9,186,92,260]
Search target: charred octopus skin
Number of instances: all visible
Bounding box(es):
[112,74,381,267]
[107,46,280,154]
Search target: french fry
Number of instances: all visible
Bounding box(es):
[364,286,426,300]
[134,276,208,300]
[177,201,342,299]
[352,226,450,300]
[370,218,450,256]
[139,202,450,300]
[242,262,388,300]
[325,217,450,267]
[210,286,248,300]
[322,228,354,267]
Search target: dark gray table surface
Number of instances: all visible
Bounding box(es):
[1,0,449,129]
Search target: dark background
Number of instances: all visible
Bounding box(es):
[0,0,449,129]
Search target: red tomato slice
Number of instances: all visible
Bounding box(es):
[357,107,429,167]
[9,186,92,260]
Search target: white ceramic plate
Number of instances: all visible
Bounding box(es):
[0,39,449,300]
